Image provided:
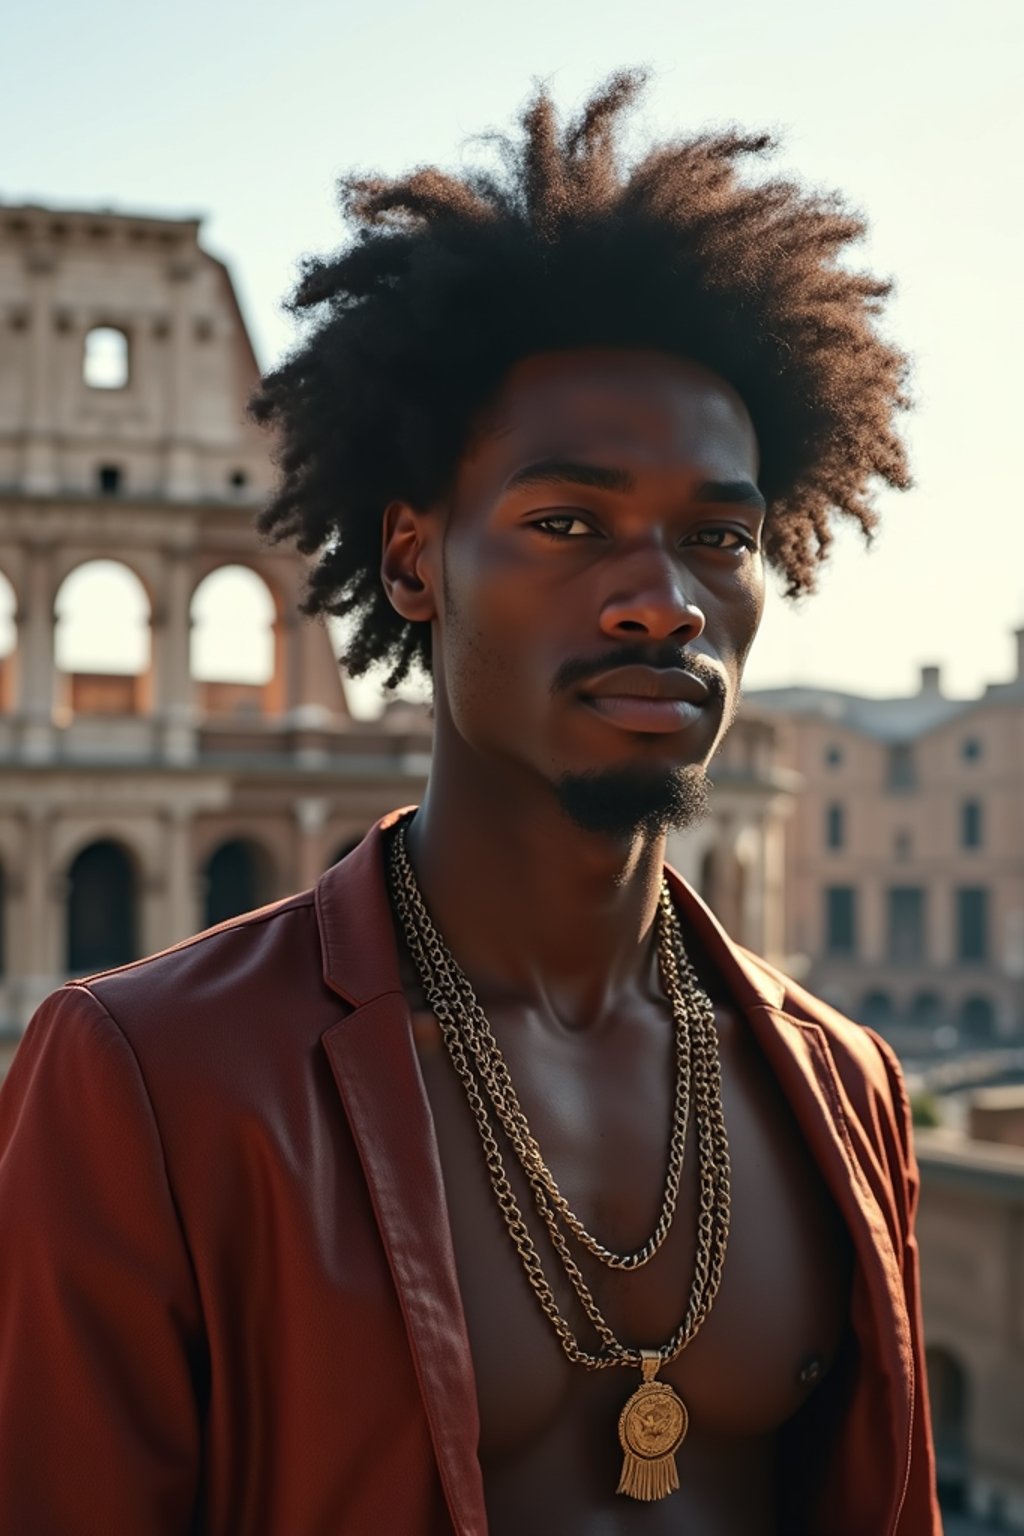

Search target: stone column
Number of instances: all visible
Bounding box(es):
[295,796,329,889]
[152,548,197,762]
[21,250,58,494]
[16,540,56,762]
[163,262,197,498]
[18,804,58,1020]
[164,804,199,943]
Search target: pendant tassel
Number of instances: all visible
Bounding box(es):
[617,1446,681,1501]
[616,1352,688,1503]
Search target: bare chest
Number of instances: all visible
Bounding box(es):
[414,992,854,1528]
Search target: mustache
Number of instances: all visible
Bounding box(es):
[551,644,728,702]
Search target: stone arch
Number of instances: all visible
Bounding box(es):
[190,563,281,716]
[65,837,139,973]
[926,1346,969,1511]
[698,839,746,936]
[201,836,277,927]
[960,994,996,1043]
[859,990,894,1031]
[54,558,152,716]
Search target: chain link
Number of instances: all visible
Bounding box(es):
[387,817,731,1371]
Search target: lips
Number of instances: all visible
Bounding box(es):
[582,666,712,704]
[579,666,712,735]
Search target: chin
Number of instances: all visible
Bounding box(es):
[554,762,711,839]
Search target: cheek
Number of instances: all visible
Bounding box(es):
[437,535,552,729]
[707,559,765,666]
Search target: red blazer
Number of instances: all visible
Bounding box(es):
[0,812,940,1534]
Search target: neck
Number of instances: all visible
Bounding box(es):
[403,732,670,1027]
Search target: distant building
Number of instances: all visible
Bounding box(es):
[747,646,1024,1046]
[917,1110,1024,1529]
[0,201,431,1031]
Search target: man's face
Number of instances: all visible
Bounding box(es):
[393,348,765,837]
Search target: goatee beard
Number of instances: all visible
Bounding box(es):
[555,763,711,840]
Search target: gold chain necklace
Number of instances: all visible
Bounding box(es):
[387,819,731,1502]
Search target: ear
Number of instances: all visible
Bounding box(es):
[381,500,437,624]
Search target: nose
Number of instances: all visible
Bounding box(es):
[598,549,706,644]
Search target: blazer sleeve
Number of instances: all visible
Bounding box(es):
[870,1032,943,1536]
[0,984,205,1534]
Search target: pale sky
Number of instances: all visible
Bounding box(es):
[4,0,1023,712]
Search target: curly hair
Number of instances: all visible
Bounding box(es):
[250,69,911,687]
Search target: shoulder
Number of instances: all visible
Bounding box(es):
[26,887,337,1090]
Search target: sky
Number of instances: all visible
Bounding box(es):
[4,0,1023,713]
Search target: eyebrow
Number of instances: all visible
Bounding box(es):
[503,456,766,511]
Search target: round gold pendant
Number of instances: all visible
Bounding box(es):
[618,1379,688,1461]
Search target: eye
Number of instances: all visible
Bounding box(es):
[532,513,596,539]
[685,527,760,553]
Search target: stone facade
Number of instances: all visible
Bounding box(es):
[0,201,432,1030]
[747,653,1024,1047]
[916,1129,1024,1528]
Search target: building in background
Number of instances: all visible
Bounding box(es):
[748,650,1024,1050]
[916,1102,1024,1530]
[0,201,432,1033]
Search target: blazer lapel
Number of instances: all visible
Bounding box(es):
[665,868,914,1526]
[317,816,487,1536]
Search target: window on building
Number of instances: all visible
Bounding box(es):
[888,887,927,963]
[825,886,857,957]
[909,992,942,1029]
[228,469,248,490]
[961,800,983,848]
[894,829,912,861]
[203,839,275,927]
[83,325,129,389]
[825,803,844,850]
[66,840,137,972]
[926,1347,969,1510]
[961,737,982,763]
[960,995,995,1041]
[97,464,122,495]
[887,743,916,790]
[825,744,843,768]
[859,990,893,1031]
[956,887,989,963]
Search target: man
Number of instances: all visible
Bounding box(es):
[0,72,939,1533]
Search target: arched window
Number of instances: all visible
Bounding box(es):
[83,326,129,389]
[0,569,16,713]
[860,990,893,1031]
[908,992,942,1029]
[67,840,137,972]
[926,1347,969,1511]
[202,838,275,927]
[191,566,276,713]
[55,560,151,714]
[960,995,995,1042]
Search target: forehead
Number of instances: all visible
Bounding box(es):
[463,348,759,489]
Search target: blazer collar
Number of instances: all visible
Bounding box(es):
[315,808,788,1014]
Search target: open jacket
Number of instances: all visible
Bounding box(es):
[0,811,939,1534]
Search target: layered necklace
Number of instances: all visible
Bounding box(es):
[387,819,731,1502]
